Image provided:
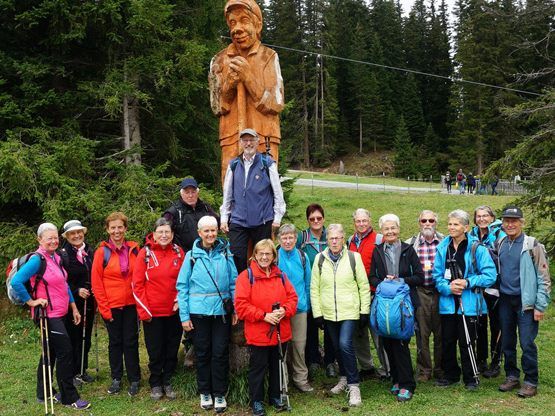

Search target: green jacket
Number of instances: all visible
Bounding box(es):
[310,247,370,321]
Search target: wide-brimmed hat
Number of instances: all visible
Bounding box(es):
[62,220,87,238]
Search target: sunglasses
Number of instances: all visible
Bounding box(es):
[420,218,436,224]
[308,216,323,223]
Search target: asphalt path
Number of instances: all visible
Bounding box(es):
[290,177,443,193]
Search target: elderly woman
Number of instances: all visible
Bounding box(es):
[277,224,313,392]
[235,239,298,416]
[91,212,141,396]
[369,214,424,402]
[59,220,95,386]
[11,223,90,410]
[311,224,369,407]
[433,209,496,390]
[133,218,185,401]
[177,216,238,413]
[470,206,506,378]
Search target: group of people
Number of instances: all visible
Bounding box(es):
[445,169,499,195]
[11,127,551,415]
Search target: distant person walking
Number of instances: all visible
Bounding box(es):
[456,169,466,194]
[444,171,452,194]
[491,175,499,195]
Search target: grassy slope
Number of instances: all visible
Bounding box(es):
[1,187,553,416]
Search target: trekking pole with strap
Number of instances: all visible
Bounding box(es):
[272,303,291,412]
[41,307,56,415]
[94,305,99,379]
[38,307,51,415]
[79,297,87,382]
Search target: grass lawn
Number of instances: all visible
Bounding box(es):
[1,187,553,416]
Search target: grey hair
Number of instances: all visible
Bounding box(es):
[473,205,495,225]
[419,210,438,223]
[378,214,400,229]
[37,222,57,237]
[278,223,297,238]
[448,209,470,226]
[327,223,344,236]
[352,208,371,220]
[154,217,172,230]
[197,215,218,230]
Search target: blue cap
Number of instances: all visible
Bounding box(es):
[180,177,198,190]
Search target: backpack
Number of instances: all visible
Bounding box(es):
[230,153,271,176]
[317,250,356,277]
[5,253,47,306]
[102,245,139,268]
[370,278,414,340]
[276,248,306,270]
[456,173,463,181]
[247,267,285,286]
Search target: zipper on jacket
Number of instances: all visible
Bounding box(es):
[332,258,339,321]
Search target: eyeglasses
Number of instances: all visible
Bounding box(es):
[476,215,491,219]
[256,252,273,258]
[328,236,344,241]
[308,216,323,223]
[420,219,436,224]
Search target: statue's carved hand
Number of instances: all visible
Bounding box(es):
[229,56,252,83]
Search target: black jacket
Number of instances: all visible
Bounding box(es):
[59,241,95,312]
[164,198,219,252]
[369,242,425,308]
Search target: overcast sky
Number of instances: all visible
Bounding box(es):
[398,0,456,18]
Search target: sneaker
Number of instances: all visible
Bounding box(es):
[483,364,501,379]
[79,372,95,383]
[499,377,520,392]
[465,382,479,391]
[396,389,413,402]
[164,385,177,400]
[251,401,265,416]
[435,378,459,387]
[73,376,83,387]
[348,384,362,407]
[390,383,400,395]
[150,386,163,401]
[295,382,314,392]
[67,399,91,410]
[214,396,227,413]
[37,392,61,404]
[330,376,348,394]
[417,373,431,383]
[517,383,537,398]
[270,397,286,411]
[128,381,140,397]
[326,363,337,378]
[200,394,213,410]
[107,379,121,395]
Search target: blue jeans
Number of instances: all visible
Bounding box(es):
[499,294,539,385]
[325,320,359,384]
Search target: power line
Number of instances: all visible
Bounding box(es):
[222,36,541,97]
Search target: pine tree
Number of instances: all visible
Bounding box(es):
[393,117,417,177]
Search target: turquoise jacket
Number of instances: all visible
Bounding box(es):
[433,233,497,316]
[469,219,506,249]
[176,237,238,322]
[277,247,311,313]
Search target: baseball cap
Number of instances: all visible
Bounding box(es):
[239,128,259,139]
[180,177,198,190]
[501,206,523,219]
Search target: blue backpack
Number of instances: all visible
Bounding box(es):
[370,278,414,340]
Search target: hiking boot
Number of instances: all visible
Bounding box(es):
[330,376,348,394]
[128,381,140,397]
[390,383,400,395]
[164,385,177,400]
[107,379,121,394]
[326,363,337,378]
[308,363,320,379]
[79,372,95,383]
[465,382,479,391]
[359,368,376,380]
[477,361,488,374]
[150,386,163,401]
[67,399,91,410]
[417,373,431,383]
[214,396,227,413]
[200,394,213,410]
[435,378,459,387]
[73,376,83,387]
[517,383,537,398]
[294,382,314,392]
[251,401,265,416]
[499,377,520,392]
[396,389,413,402]
[270,397,287,411]
[348,384,362,407]
[483,364,501,379]
[37,392,61,404]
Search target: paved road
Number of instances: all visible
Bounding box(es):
[290,177,443,193]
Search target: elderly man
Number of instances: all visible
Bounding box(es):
[347,208,386,379]
[209,0,284,182]
[220,128,285,273]
[496,206,551,398]
[406,210,444,382]
[163,177,219,252]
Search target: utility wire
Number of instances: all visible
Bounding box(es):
[222,36,541,97]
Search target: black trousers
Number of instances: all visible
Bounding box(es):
[143,314,183,388]
[440,313,479,384]
[190,314,231,395]
[36,317,80,405]
[229,222,272,273]
[305,312,321,365]
[65,298,95,376]
[248,343,288,403]
[476,293,501,366]
[104,305,140,382]
[382,337,416,392]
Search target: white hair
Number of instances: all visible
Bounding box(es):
[378,214,400,229]
[419,210,438,223]
[197,215,218,230]
[37,222,57,237]
[352,208,371,220]
[448,209,470,226]
[327,223,344,236]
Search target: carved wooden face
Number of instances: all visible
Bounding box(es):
[227,8,260,52]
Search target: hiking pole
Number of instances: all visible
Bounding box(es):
[94,306,99,379]
[39,308,49,415]
[273,303,291,412]
[80,298,87,382]
[42,308,55,415]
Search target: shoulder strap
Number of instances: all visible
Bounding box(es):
[347,250,356,278]
[58,248,70,270]
[102,246,111,268]
[409,235,417,247]
[347,235,353,247]
[471,241,481,274]
[230,157,241,172]
[375,233,383,245]
[297,248,306,269]
[300,230,310,249]
[317,253,325,275]
[144,246,152,264]
[248,267,254,285]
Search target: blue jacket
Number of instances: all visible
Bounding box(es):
[433,233,497,316]
[469,219,506,249]
[176,237,238,322]
[277,247,311,313]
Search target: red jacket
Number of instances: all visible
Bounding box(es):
[91,240,140,321]
[348,229,379,291]
[235,261,298,346]
[132,234,185,321]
